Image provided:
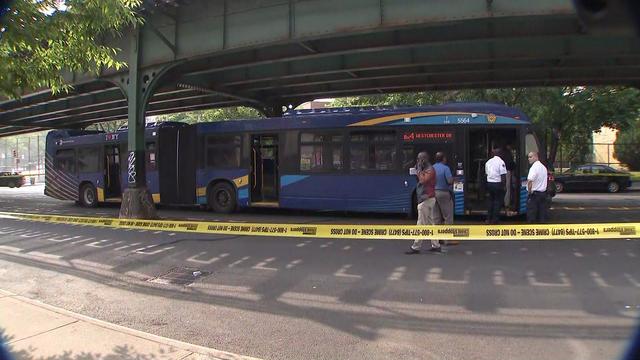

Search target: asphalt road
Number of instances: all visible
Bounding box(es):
[1,184,639,224]
[0,185,639,359]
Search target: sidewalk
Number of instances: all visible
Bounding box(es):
[0,289,260,360]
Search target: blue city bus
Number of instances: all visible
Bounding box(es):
[194,103,541,216]
[45,122,193,206]
[45,102,542,216]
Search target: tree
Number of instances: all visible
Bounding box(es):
[332,87,640,165]
[0,0,142,98]
[614,119,640,170]
[154,107,263,124]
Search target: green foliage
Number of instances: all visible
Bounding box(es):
[614,119,640,170]
[154,107,263,124]
[0,0,142,98]
[332,87,640,164]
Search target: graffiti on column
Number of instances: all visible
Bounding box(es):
[128,151,137,184]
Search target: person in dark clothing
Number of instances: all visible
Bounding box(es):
[484,146,507,224]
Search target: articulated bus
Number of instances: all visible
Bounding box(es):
[45,102,542,216]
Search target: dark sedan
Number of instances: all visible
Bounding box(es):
[554,164,632,193]
[0,172,25,188]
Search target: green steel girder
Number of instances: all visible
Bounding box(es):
[1,0,639,137]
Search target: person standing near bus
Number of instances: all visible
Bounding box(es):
[485,146,507,224]
[406,152,441,254]
[433,151,458,246]
[526,151,548,223]
[433,151,454,225]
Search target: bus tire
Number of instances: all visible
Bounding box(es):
[209,182,237,213]
[79,183,98,208]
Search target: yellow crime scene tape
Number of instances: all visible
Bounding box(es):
[0,211,639,241]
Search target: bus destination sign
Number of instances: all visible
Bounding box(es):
[403,131,454,142]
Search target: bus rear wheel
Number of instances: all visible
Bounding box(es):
[80,184,98,208]
[209,183,237,213]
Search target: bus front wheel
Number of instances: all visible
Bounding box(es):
[209,183,237,213]
[80,184,98,208]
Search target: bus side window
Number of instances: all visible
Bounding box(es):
[372,132,396,170]
[146,142,157,171]
[55,149,76,174]
[299,133,343,172]
[349,131,396,171]
[77,147,100,173]
[206,135,241,168]
[402,146,416,171]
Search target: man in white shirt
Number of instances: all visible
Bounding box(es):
[485,146,507,224]
[526,151,548,223]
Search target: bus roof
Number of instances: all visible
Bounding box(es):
[196,102,530,133]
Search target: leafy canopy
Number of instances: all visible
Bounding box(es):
[0,0,142,98]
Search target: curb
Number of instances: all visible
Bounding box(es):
[0,289,261,360]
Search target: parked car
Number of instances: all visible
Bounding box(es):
[0,172,26,188]
[554,164,632,193]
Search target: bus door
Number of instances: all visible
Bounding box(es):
[104,145,121,198]
[177,126,196,204]
[251,135,279,204]
[466,127,519,214]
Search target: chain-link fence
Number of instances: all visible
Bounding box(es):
[0,132,47,184]
[553,142,638,171]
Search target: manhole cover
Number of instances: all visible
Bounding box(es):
[148,267,210,285]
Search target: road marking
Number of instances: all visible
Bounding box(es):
[70,237,95,245]
[20,232,49,238]
[320,241,333,248]
[114,242,141,251]
[388,266,406,281]
[187,252,229,265]
[526,271,571,287]
[364,246,374,252]
[1,229,27,235]
[134,245,175,255]
[342,245,351,250]
[86,240,122,249]
[628,252,637,258]
[624,273,640,288]
[599,249,610,257]
[520,247,528,252]
[252,257,278,271]
[334,264,361,279]
[590,272,610,287]
[47,235,81,243]
[285,259,302,269]
[228,256,250,268]
[426,267,469,284]
[573,251,584,257]
[296,241,311,248]
[465,250,473,255]
[493,270,505,285]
